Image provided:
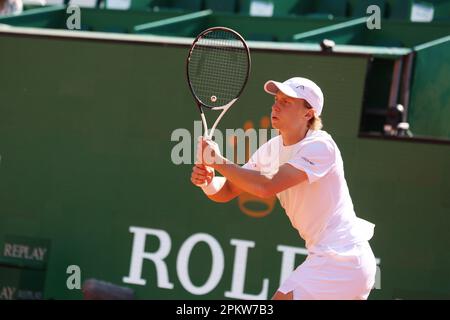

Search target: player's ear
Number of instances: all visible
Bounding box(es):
[304,108,314,121]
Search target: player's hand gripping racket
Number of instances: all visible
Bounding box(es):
[187,27,251,141]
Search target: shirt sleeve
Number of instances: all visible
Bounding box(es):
[287,139,335,183]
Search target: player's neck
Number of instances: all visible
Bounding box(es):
[280,125,309,146]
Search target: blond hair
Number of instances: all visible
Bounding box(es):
[305,101,323,130]
[309,115,323,130]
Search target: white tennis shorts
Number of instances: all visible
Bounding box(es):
[278,241,377,300]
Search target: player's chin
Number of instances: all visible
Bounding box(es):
[271,117,279,129]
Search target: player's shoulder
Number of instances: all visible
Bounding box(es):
[303,129,334,144]
[300,130,336,153]
[307,129,332,139]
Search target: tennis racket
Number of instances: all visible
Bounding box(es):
[186,27,251,140]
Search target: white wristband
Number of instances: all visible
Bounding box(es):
[201,177,226,195]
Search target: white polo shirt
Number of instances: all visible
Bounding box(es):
[243,129,374,253]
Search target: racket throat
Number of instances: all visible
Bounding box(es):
[200,112,209,138]
[207,99,236,139]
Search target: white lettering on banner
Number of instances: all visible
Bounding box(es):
[123,226,382,298]
[0,287,43,300]
[177,233,224,295]
[3,244,47,261]
[123,227,174,289]
[225,239,269,300]
[0,287,16,300]
[16,290,42,300]
[123,227,273,299]
[374,265,381,289]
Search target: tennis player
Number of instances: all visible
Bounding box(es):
[191,77,376,300]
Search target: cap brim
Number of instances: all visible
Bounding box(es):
[264,80,300,99]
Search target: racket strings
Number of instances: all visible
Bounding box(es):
[188,29,249,108]
[191,42,245,102]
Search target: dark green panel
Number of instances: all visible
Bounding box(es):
[211,14,342,42]
[0,266,46,300]
[293,19,450,47]
[0,7,185,32]
[433,0,450,20]
[204,0,237,13]
[408,37,450,139]
[0,6,67,28]
[363,21,450,47]
[133,11,348,41]
[81,8,185,32]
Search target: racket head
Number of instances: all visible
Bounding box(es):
[186,27,251,110]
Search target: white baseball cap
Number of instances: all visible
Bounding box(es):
[264,77,324,116]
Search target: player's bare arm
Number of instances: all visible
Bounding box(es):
[217,161,307,198]
[199,139,308,198]
[190,164,243,202]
